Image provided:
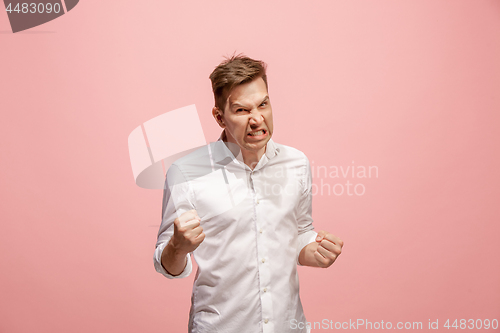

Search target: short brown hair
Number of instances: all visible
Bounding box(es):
[209,54,268,112]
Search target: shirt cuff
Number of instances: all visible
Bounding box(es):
[154,241,192,279]
[296,230,318,266]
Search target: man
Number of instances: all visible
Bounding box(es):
[154,55,343,333]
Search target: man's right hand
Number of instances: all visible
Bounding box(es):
[170,209,205,254]
[161,210,205,276]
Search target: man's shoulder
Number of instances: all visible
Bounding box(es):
[171,144,212,168]
[272,141,309,163]
[165,144,214,182]
[167,140,235,182]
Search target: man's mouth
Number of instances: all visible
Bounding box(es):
[248,129,266,136]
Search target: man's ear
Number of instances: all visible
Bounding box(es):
[212,107,225,128]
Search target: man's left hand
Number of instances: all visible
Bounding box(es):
[313,231,343,268]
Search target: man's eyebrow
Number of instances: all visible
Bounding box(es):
[230,102,246,109]
[229,95,269,109]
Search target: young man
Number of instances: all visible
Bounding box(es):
[154,55,343,333]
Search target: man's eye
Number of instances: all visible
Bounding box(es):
[260,102,267,107]
[236,108,244,112]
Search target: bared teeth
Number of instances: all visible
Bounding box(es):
[249,130,264,136]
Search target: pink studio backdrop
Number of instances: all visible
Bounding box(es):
[1,1,499,332]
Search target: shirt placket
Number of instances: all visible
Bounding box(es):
[249,169,275,333]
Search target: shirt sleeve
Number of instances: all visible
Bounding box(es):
[154,163,195,279]
[295,155,318,265]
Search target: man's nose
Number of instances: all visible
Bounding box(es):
[249,110,264,126]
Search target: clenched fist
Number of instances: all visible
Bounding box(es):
[313,231,343,268]
[162,210,205,276]
[298,230,343,268]
[171,209,205,253]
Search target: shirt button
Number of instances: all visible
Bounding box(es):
[256,199,260,204]
[259,229,263,234]
[264,319,269,324]
[261,258,266,263]
[263,288,267,292]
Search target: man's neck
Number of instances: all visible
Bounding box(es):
[221,131,266,170]
[241,147,266,170]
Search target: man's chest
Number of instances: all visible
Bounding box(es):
[188,162,303,225]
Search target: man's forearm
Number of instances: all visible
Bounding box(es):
[298,241,320,267]
[161,241,189,276]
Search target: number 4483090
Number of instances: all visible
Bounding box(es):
[444,319,498,330]
[5,3,61,14]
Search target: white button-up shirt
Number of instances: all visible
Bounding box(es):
[154,135,317,333]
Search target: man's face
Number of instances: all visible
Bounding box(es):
[214,77,274,156]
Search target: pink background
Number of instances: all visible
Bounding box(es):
[1,1,499,332]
